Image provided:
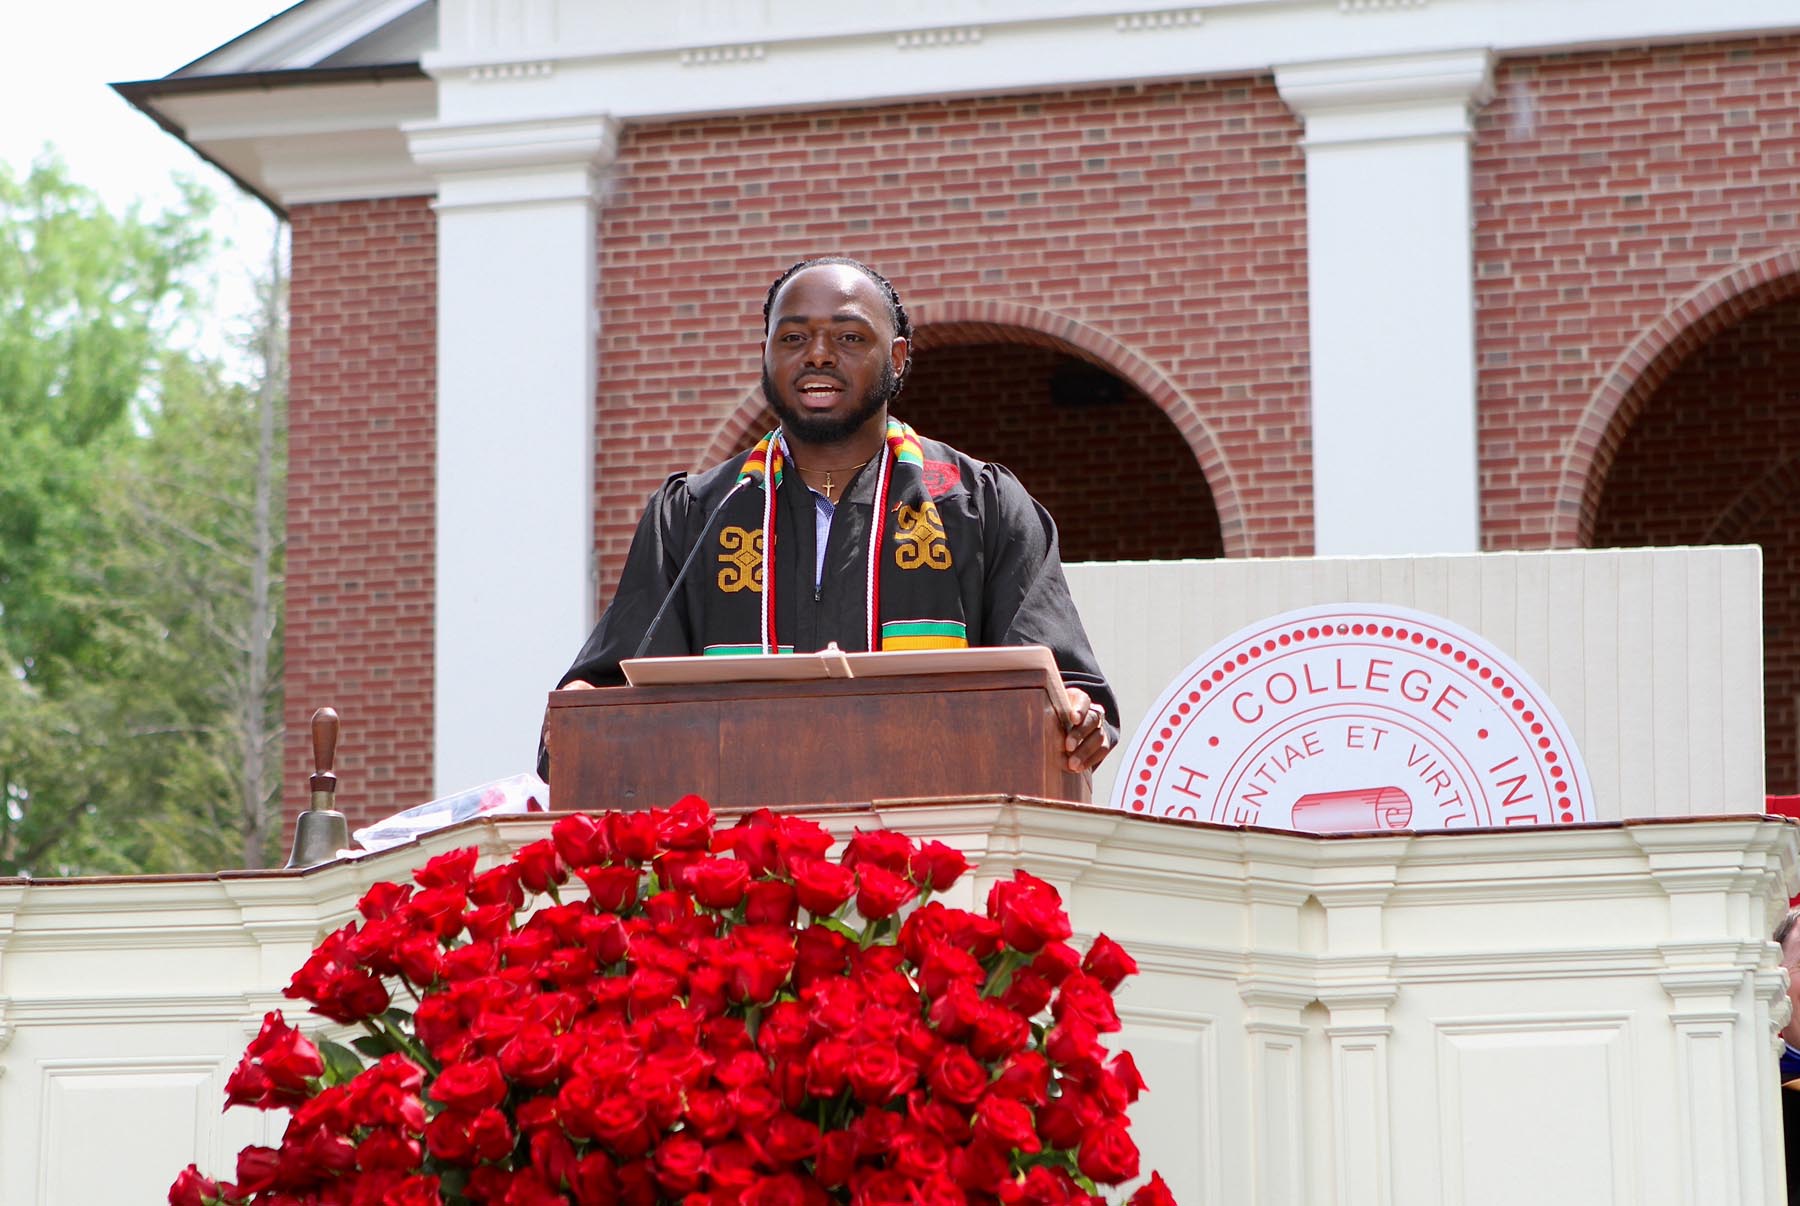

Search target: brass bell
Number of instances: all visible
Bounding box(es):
[286,707,351,868]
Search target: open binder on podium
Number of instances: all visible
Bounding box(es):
[546,644,1086,811]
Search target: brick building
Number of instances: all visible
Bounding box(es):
[120,2,1800,829]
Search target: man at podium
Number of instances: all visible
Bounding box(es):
[548,257,1116,774]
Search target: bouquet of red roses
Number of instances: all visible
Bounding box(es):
[171,798,1178,1206]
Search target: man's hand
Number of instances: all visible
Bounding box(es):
[541,679,598,764]
[1062,687,1112,773]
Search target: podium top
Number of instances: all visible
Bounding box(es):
[619,644,1076,724]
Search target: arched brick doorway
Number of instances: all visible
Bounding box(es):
[1590,283,1800,790]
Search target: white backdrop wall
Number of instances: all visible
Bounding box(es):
[1068,546,1766,819]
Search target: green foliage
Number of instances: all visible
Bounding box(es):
[0,155,284,876]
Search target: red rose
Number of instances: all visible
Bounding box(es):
[387,1174,444,1206]
[705,1140,760,1194]
[578,865,641,913]
[1076,1119,1140,1184]
[1129,1171,1177,1206]
[1033,941,1081,986]
[745,879,799,926]
[688,857,752,909]
[850,1169,922,1206]
[911,840,972,892]
[463,900,514,942]
[234,1145,279,1194]
[658,795,716,851]
[552,812,612,867]
[225,1012,323,1109]
[358,880,414,921]
[795,924,853,986]
[1015,1165,1081,1203]
[759,1111,822,1164]
[470,862,524,909]
[568,1149,621,1206]
[724,925,797,1004]
[986,871,1072,953]
[998,967,1054,1018]
[991,1050,1051,1106]
[1081,933,1138,990]
[1047,1017,1106,1077]
[684,1087,737,1141]
[973,1095,1041,1154]
[167,1164,225,1206]
[654,1133,709,1194]
[431,1056,507,1111]
[582,911,631,964]
[849,1108,907,1158]
[846,1045,918,1105]
[590,1091,653,1158]
[949,1141,1009,1193]
[530,1127,580,1187]
[843,829,917,876]
[856,865,918,920]
[927,1046,990,1106]
[907,1094,972,1145]
[395,932,444,985]
[1037,1093,1091,1150]
[414,846,480,890]
[355,1126,424,1173]
[513,837,567,892]
[607,810,661,862]
[813,1131,858,1187]
[890,1130,949,1181]
[742,1172,828,1206]
[499,1022,562,1087]
[806,1037,854,1097]
[1105,1050,1148,1106]
[728,1080,783,1131]
[1052,971,1122,1034]
[791,857,857,916]
[966,1000,1031,1061]
[409,883,469,940]
[718,811,782,875]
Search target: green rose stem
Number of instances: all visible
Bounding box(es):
[363,1013,440,1076]
[982,949,1029,1000]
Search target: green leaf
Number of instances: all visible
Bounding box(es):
[317,1038,368,1086]
[351,1034,392,1060]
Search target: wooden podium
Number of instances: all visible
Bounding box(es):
[545,648,1088,810]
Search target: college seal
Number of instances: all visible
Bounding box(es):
[1108,603,1594,832]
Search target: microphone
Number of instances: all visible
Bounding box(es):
[633,476,754,659]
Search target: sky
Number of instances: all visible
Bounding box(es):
[0,0,301,370]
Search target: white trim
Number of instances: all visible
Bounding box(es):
[151,79,437,210]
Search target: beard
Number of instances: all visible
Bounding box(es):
[762,358,900,445]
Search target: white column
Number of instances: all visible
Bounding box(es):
[406,116,616,795]
[1277,51,1494,556]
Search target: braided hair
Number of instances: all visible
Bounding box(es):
[762,257,913,394]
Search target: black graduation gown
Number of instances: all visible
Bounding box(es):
[555,436,1117,733]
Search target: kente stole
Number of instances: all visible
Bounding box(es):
[701,420,968,656]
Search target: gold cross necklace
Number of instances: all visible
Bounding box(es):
[799,455,875,502]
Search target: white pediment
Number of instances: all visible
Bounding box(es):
[173,0,436,76]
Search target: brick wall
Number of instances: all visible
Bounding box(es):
[1593,295,1800,791]
[1473,36,1800,549]
[287,197,437,832]
[731,343,1223,561]
[594,77,1309,592]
